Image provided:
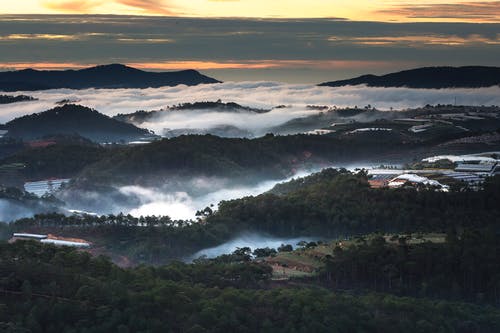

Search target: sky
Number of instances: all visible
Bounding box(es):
[0,1,499,82]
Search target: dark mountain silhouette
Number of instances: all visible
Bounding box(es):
[4,104,154,143]
[0,94,37,104]
[0,64,220,91]
[319,66,500,89]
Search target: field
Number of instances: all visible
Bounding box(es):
[265,233,446,279]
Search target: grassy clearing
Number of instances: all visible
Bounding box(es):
[266,233,446,280]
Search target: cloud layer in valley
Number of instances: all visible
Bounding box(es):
[2,83,500,135]
[118,171,312,220]
[189,233,321,260]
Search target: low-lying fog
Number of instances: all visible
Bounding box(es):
[0,199,36,222]
[2,83,500,135]
[2,165,379,223]
[65,170,315,221]
[188,233,321,260]
[120,180,281,220]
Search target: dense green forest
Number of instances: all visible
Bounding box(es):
[2,133,403,186]
[1,143,109,180]
[2,123,499,188]
[320,229,500,304]
[73,132,432,186]
[212,171,500,236]
[2,241,500,333]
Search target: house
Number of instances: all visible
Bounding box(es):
[368,174,395,188]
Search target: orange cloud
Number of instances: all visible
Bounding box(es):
[116,0,174,15]
[42,0,101,13]
[328,34,500,47]
[127,60,399,70]
[0,62,92,70]
[42,0,175,15]
[0,34,79,41]
[378,1,500,22]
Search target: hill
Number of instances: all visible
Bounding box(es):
[114,100,270,125]
[0,64,220,91]
[212,171,500,236]
[4,104,154,142]
[0,94,37,104]
[319,66,500,89]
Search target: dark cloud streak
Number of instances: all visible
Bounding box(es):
[378,1,500,22]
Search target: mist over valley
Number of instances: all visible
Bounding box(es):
[3,5,500,330]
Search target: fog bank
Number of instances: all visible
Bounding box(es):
[189,233,321,260]
[0,200,35,222]
[119,171,313,220]
[2,83,500,128]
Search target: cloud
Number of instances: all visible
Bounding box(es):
[378,1,500,22]
[116,0,175,15]
[0,200,35,222]
[119,171,313,220]
[0,34,79,41]
[0,15,498,83]
[42,0,175,15]
[126,60,398,70]
[0,60,401,72]
[2,83,500,125]
[189,233,319,260]
[42,0,102,13]
[328,34,500,47]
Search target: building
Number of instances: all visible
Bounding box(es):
[455,162,497,174]
[10,233,91,248]
[388,174,449,191]
[40,239,90,248]
[368,174,395,188]
[24,178,70,197]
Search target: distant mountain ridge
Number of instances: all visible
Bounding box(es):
[114,100,270,125]
[4,104,153,142]
[0,64,220,91]
[319,66,500,89]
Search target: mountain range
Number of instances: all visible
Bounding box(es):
[0,64,220,91]
[319,66,500,89]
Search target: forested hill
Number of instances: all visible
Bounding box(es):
[319,66,500,88]
[4,104,153,142]
[0,94,37,104]
[0,64,220,91]
[73,132,415,186]
[212,170,500,236]
[114,101,270,125]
